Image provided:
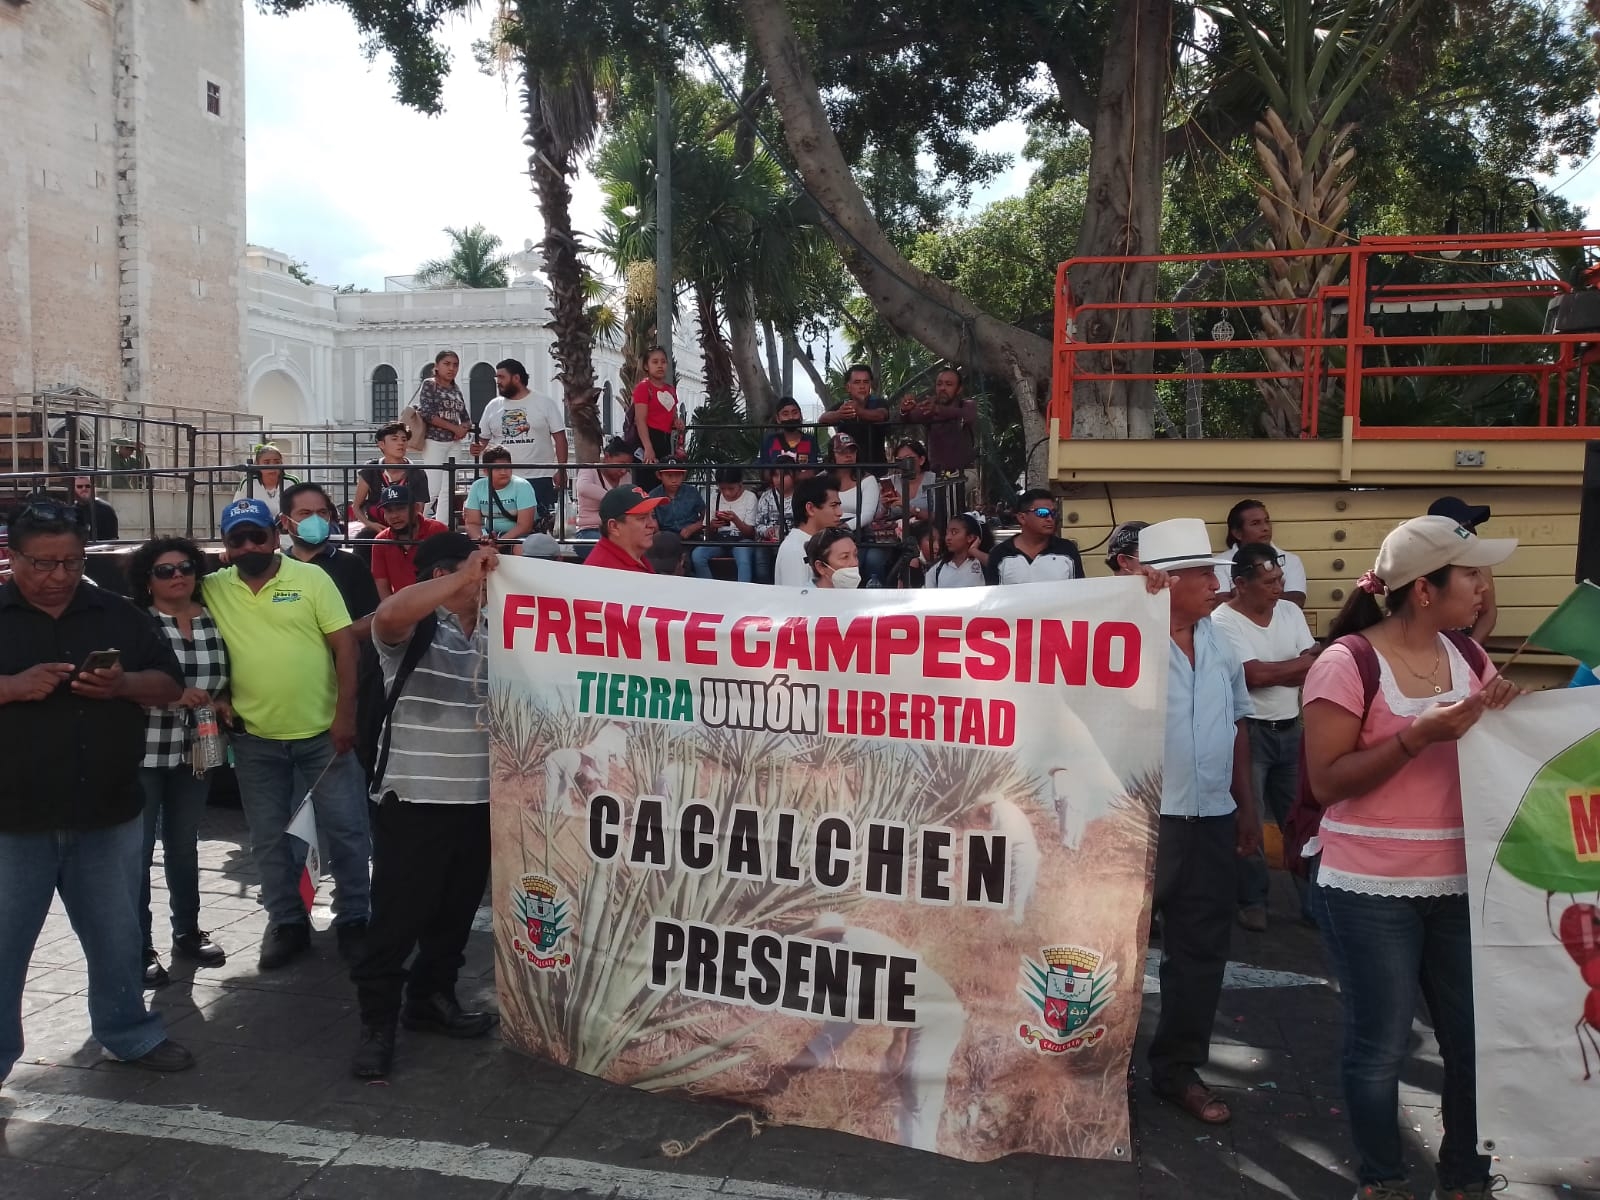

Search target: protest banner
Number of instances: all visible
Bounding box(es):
[485,558,1168,1161]
[1461,690,1600,1159]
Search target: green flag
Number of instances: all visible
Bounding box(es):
[1527,581,1600,667]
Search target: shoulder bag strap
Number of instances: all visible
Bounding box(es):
[373,612,438,793]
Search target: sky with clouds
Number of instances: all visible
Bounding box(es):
[245,4,1597,292]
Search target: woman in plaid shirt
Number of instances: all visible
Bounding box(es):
[129,539,231,987]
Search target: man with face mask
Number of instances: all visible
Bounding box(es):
[281,483,379,642]
[758,397,822,465]
[201,499,372,973]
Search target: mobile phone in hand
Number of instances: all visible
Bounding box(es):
[78,649,121,676]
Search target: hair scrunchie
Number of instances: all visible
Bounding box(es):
[1357,569,1387,596]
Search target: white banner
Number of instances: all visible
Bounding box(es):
[1460,690,1600,1159]
[485,558,1169,1161]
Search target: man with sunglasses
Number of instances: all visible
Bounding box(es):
[1211,542,1318,933]
[201,498,372,972]
[0,500,195,1080]
[987,488,1086,585]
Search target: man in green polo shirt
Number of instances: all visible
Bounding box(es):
[202,498,371,972]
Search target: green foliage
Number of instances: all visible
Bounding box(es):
[414,224,512,289]
[285,258,316,286]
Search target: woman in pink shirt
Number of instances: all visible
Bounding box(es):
[572,438,635,562]
[1303,515,1520,1200]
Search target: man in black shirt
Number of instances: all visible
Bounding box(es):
[73,476,120,540]
[987,489,1086,584]
[0,500,194,1082]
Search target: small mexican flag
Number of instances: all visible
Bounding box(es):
[1526,581,1600,668]
[285,794,320,913]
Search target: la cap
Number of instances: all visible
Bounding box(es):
[220,497,274,535]
[598,485,667,526]
[378,483,413,507]
[1372,514,1516,592]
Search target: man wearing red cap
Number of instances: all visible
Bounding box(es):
[584,486,666,573]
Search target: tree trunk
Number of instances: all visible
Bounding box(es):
[522,68,600,464]
[740,0,1051,398]
[1004,357,1050,489]
[763,321,782,392]
[696,285,737,403]
[729,301,777,424]
[1066,0,1172,440]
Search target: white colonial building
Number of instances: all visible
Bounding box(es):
[242,244,704,440]
[0,0,246,412]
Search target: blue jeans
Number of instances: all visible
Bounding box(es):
[691,542,757,583]
[229,732,371,929]
[1314,887,1489,1190]
[0,817,168,1080]
[139,764,212,945]
[572,528,600,563]
[1237,721,1306,913]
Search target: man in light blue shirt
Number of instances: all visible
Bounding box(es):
[1138,518,1260,1128]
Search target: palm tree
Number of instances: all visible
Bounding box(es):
[1202,0,1424,436]
[488,3,612,466]
[414,224,512,288]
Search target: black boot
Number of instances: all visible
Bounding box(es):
[172,931,227,966]
[142,947,169,990]
[401,993,495,1039]
[258,921,312,971]
[351,1023,396,1079]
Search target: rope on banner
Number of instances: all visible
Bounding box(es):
[659,1111,766,1159]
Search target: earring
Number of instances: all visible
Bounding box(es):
[1420,598,1430,607]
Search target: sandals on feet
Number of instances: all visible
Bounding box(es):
[1155,1080,1232,1125]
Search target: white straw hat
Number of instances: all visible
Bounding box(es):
[1138,518,1230,572]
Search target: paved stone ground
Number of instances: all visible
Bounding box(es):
[1,807,1595,1200]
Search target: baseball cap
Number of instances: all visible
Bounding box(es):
[520,532,562,559]
[378,484,413,508]
[1427,495,1492,530]
[220,498,274,536]
[598,485,667,525]
[657,455,687,471]
[412,531,477,579]
[1372,514,1516,592]
[831,431,858,449]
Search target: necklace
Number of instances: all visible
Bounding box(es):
[1390,638,1443,694]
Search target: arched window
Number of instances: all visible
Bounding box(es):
[468,362,496,424]
[371,365,399,424]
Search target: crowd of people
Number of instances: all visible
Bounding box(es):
[0,339,1529,1200]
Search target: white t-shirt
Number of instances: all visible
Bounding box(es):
[926,557,986,588]
[774,527,814,588]
[1215,544,1308,597]
[836,474,881,530]
[479,393,566,477]
[708,489,760,538]
[1211,600,1316,720]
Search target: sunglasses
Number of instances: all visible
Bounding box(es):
[1242,554,1286,575]
[151,560,198,580]
[1029,506,1057,520]
[224,527,272,548]
[18,499,87,527]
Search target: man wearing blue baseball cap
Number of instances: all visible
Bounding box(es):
[202,498,372,972]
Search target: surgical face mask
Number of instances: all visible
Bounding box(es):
[232,551,277,578]
[291,514,331,546]
[829,566,862,590]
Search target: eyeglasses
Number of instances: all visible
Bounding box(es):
[1029,506,1057,520]
[151,560,198,580]
[224,528,272,549]
[15,552,86,575]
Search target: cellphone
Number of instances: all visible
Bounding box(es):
[78,649,121,675]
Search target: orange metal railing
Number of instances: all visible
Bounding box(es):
[1050,230,1600,440]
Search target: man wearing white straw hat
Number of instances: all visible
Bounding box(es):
[1138,517,1261,1127]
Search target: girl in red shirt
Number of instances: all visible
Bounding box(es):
[631,347,683,487]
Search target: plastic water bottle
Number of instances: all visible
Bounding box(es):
[190,704,226,775]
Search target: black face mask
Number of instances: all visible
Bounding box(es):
[779,418,803,431]
[232,551,277,578]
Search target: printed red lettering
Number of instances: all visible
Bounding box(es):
[683,612,720,666]
[731,615,772,668]
[963,617,1009,681]
[1092,622,1141,688]
[503,594,537,650]
[922,616,963,680]
[774,617,815,672]
[572,598,604,656]
[873,615,921,675]
[1037,620,1089,686]
[603,603,643,659]
[815,616,873,673]
[1572,793,1600,861]
[860,690,886,737]
[534,596,572,654]
[909,693,934,740]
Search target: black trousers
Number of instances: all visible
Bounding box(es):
[352,799,490,1027]
[1147,813,1236,1090]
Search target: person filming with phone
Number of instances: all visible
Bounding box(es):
[0,498,195,1082]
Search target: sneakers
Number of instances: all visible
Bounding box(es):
[142,947,169,990]
[1238,905,1269,932]
[172,930,227,966]
[1354,1184,1415,1200]
[1436,1179,1508,1199]
[258,920,312,971]
[335,920,369,968]
[119,1040,195,1073]
[401,992,496,1039]
[351,1024,396,1079]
